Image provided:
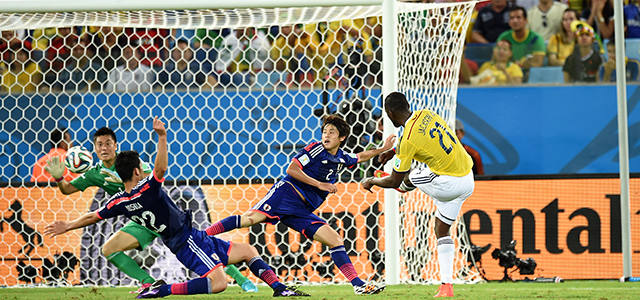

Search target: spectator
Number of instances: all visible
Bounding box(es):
[459,46,479,84]
[31,128,77,182]
[126,28,170,69]
[515,0,539,11]
[53,42,106,92]
[105,45,155,93]
[562,0,585,12]
[1,45,42,93]
[498,6,546,72]
[306,21,373,88]
[624,0,640,39]
[548,8,579,66]
[42,27,79,87]
[474,40,524,85]
[563,25,603,83]
[157,39,217,91]
[527,0,569,42]
[270,25,313,86]
[471,0,512,44]
[192,28,230,77]
[599,40,640,82]
[455,119,484,175]
[580,0,614,40]
[214,27,272,87]
[85,26,128,72]
[1,30,32,64]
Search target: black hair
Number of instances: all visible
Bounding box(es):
[384,92,411,114]
[50,128,67,149]
[321,114,350,147]
[509,6,527,20]
[115,150,140,183]
[176,39,189,47]
[93,127,117,143]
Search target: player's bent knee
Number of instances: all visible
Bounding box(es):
[208,274,228,293]
[101,239,119,257]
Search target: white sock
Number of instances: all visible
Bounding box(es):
[437,236,455,284]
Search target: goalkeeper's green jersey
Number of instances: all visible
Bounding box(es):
[70,157,152,196]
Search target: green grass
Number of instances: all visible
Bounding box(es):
[2,281,639,300]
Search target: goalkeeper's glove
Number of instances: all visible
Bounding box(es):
[45,156,65,182]
[100,168,123,184]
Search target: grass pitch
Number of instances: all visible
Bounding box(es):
[1,280,639,300]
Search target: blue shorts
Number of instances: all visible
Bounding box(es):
[175,228,231,277]
[251,180,327,239]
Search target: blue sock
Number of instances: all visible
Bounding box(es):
[330,246,365,286]
[158,277,211,296]
[205,215,242,235]
[248,257,287,291]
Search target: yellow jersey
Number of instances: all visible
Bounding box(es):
[393,109,473,176]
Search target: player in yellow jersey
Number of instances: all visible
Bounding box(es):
[361,92,475,298]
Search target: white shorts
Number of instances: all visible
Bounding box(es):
[408,167,475,225]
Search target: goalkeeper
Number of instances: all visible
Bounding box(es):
[361,92,475,298]
[45,117,308,298]
[44,127,257,293]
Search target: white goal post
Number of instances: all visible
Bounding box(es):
[0,0,481,287]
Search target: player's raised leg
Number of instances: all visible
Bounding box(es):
[225,264,258,292]
[101,228,156,293]
[205,209,267,236]
[312,224,385,295]
[229,242,309,297]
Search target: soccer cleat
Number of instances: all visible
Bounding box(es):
[273,286,311,297]
[136,279,166,299]
[130,283,153,294]
[373,170,408,193]
[353,282,386,295]
[434,283,454,297]
[241,280,259,292]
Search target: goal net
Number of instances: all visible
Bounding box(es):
[0,1,481,287]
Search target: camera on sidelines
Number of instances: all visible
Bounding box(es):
[491,240,537,276]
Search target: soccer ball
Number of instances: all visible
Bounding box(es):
[64,146,93,173]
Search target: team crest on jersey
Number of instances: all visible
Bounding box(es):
[263,204,271,211]
[322,160,328,164]
[299,154,310,166]
[211,253,220,261]
[339,158,345,163]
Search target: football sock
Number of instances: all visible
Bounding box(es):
[158,277,212,296]
[205,215,242,236]
[106,251,155,284]
[437,236,455,284]
[330,246,365,286]
[248,256,286,291]
[225,265,248,286]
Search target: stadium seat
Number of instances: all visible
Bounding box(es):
[527,66,564,84]
[625,38,640,60]
[465,43,495,67]
[598,59,640,82]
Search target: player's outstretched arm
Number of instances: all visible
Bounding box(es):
[356,134,396,163]
[152,116,168,180]
[361,170,406,192]
[286,161,338,194]
[45,156,80,195]
[44,212,101,237]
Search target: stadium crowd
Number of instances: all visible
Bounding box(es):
[1,0,639,94]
